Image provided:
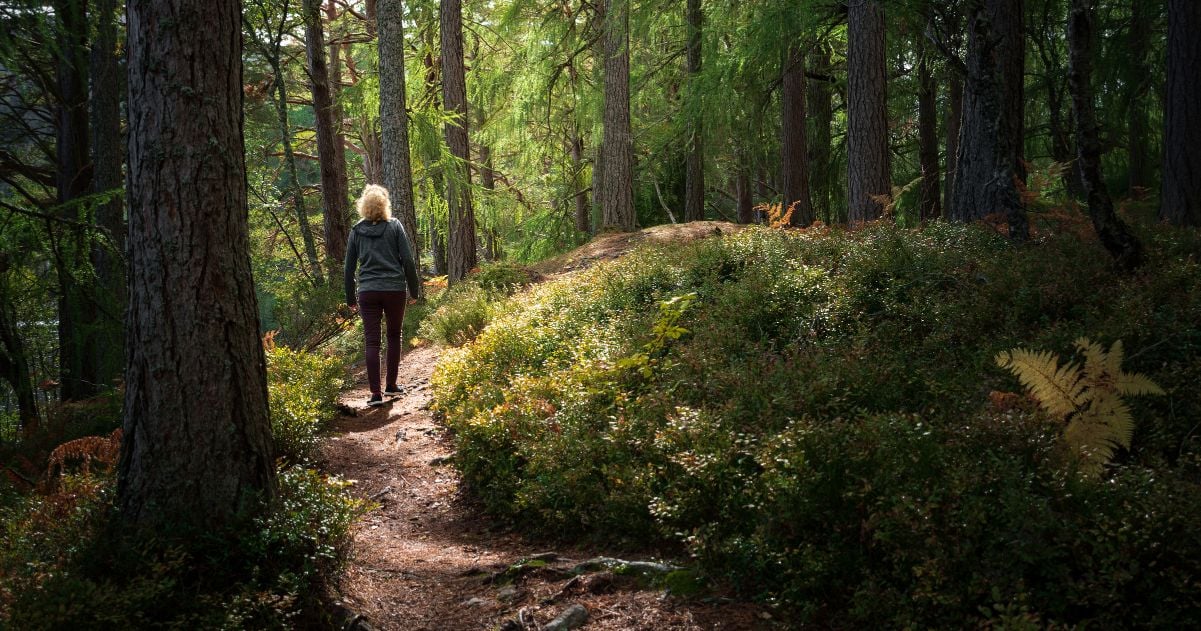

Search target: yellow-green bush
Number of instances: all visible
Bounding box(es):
[266,345,346,463]
[433,223,1201,626]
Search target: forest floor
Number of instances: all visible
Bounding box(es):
[321,347,770,630]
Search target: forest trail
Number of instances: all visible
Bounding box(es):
[321,344,768,631]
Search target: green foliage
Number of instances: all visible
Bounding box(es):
[433,223,1201,626]
[265,344,346,464]
[418,263,535,346]
[0,466,364,629]
[997,338,1165,476]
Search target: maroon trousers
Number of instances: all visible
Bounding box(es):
[359,290,407,397]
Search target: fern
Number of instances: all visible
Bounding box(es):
[996,338,1164,477]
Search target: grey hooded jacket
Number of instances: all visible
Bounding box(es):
[343,218,421,305]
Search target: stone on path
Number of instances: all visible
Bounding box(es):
[542,604,589,631]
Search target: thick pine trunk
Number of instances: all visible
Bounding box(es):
[378,0,422,294]
[325,0,349,193]
[1161,0,1201,226]
[1068,0,1143,269]
[54,0,95,401]
[441,0,478,283]
[600,0,635,231]
[682,0,704,222]
[918,48,940,221]
[89,0,125,391]
[1126,0,1151,192]
[952,1,1026,240]
[847,0,889,223]
[994,0,1025,183]
[782,45,813,226]
[304,0,350,270]
[807,47,833,223]
[943,69,963,219]
[121,0,276,530]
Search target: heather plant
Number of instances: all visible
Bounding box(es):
[433,223,1201,626]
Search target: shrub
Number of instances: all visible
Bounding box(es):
[419,262,535,346]
[432,223,1201,626]
[0,466,365,629]
[265,344,346,464]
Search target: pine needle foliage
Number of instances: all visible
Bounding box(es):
[996,338,1165,476]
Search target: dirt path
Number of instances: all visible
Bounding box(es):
[321,346,768,631]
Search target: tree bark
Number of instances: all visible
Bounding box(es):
[571,132,591,233]
[1068,0,1143,269]
[479,141,501,261]
[1161,0,1201,226]
[943,68,962,219]
[272,57,325,285]
[378,0,422,294]
[89,0,125,391]
[782,45,813,226]
[421,48,448,276]
[951,1,1026,240]
[121,0,276,530]
[1126,0,1152,192]
[325,0,349,197]
[600,0,635,231]
[807,47,833,223]
[847,0,889,223]
[54,0,96,401]
[0,287,40,434]
[441,0,477,283]
[918,46,941,221]
[682,0,704,222]
[993,0,1025,183]
[303,0,350,271]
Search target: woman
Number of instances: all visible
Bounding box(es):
[344,185,421,406]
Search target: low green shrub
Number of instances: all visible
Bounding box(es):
[433,222,1201,626]
[419,262,535,346]
[266,344,346,463]
[0,467,365,629]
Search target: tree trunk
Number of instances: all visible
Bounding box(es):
[441,0,477,283]
[847,0,889,223]
[943,12,964,220]
[54,0,95,401]
[782,45,813,226]
[89,0,125,391]
[303,0,350,271]
[600,0,635,231]
[571,132,591,233]
[736,168,753,224]
[1126,0,1152,192]
[0,288,40,434]
[807,47,833,223]
[1161,0,1201,226]
[121,0,276,531]
[1068,0,1143,269]
[421,49,448,276]
[952,1,1026,240]
[378,0,422,295]
[272,57,325,285]
[682,0,704,222]
[325,0,349,197]
[918,47,940,221]
[479,139,501,261]
[993,0,1025,183]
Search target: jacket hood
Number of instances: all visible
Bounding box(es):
[354,219,389,237]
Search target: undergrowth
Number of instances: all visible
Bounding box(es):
[432,222,1201,627]
[1,345,360,628]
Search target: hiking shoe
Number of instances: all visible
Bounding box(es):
[384,385,405,396]
[367,395,386,407]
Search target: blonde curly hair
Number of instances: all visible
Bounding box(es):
[356,184,392,222]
